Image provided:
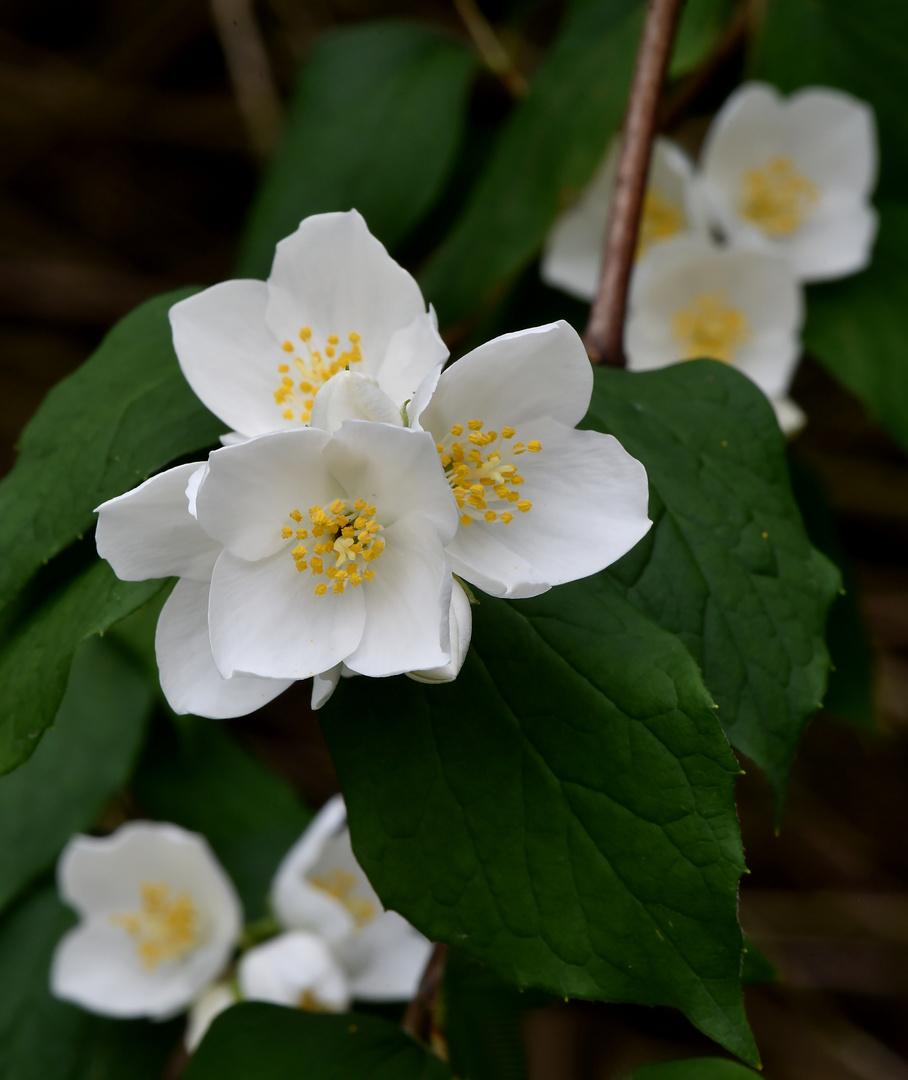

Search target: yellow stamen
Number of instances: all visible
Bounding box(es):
[636,187,683,259]
[671,291,750,363]
[110,882,198,972]
[739,156,819,236]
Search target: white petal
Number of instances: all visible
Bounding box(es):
[345,515,453,678]
[374,306,448,407]
[195,429,333,562]
[264,211,429,380]
[781,201,878,282]
[156,579,292,719]
[324,421,458,542]
[408,578,472,684]
[170,280,293,440]
[185,982,239,1051]
[446,420,651,599]
[208,549,365,680]
[341,912,432,1001]
[787,87,878,198]
[309,371,403,434]
[417,321,593,432]
[311,664,342,710]
[238,932,350,1012]
[770,396,807,437]
[95,464,220,582]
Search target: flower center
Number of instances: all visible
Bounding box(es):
[671,291,750,363]
[435,420,540,527]
[298,989,334,1012]
[110,882,199,972]
[739,156,819,237]
[636,187,683,259]
[273,327,363,424]
[281,498,384,596]
[310,868,377,929]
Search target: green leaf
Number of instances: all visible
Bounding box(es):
[321,577,757,1065]
[0,885,180,1080]
[132,716,311,919]
[628,1059,759,1080]
[0,557,163,777]
[751,0,908,202]
[184,1004,452,1079]
[740,937,777,986]
[590,361,840,807]
[797,202,908,456]
[0,287,221,613]
[670,0,736,78]
[418,0,645,326]
[0,636,152,917]
[237,22,477,278]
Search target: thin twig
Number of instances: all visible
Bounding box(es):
[583,0,683,367]
[454,0,528,99]
[402,942,449,1048]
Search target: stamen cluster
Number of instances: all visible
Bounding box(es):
[110,881,199,972]
[273,327,363,424]
[282,497,383,596]
[739,156,819,237]
[435,419,539,527]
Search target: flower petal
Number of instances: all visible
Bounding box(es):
[170,280,291,439]
[238,932,351,1011]
[185,982,239,1051]
[272,797,348,916]
[408,578,472,684]
[309,371,403,434]
[196,429,333,561]
[208,548,365,679]
[264,211,429,377]
[339,911,432,1001]
[417,321,593,433]
[787,87,878,198]
[374,306,448,407]
[156,579,292,719]
[345,515,453,677]
[446,419,651,598]
[95,464,219,582]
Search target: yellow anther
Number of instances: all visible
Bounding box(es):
[296,561,307,572]
[325,346,335,358]
[507,492,520,502]
[111,882,198,972]
[636,188,683,260]
[327,334,339,345]
[292,544,307,558]
[281,376,294,387]
[450,424,464,437]
[330,499,344,515]
[527,440,542,453]
[513,443,526,454]
[277,363,290,373]
[281,526,293,539]
[289,510,302,522]
[502,427,515,439]
[512,475,524,485]
[282,409,294,420]
[299,327,312,341]
[296,528,308,540]
[282,340,294,352]
[485,511,497,522]
[315,583,327,596]
[299,381,313,393]
[460,514,472,526]
[468,419,483,431]
[671,291,750,363]
[310,557,324,575]
[349,332,361,343]
[739,156,819,236]
[501,512,514,524]
[333,581,345,594]
[517,500,532,513]
[363,569,375,581]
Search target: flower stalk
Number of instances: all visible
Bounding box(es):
[583,0,683,367]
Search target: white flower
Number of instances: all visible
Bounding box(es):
[624,235,805,434]
[408,578,473,684]
[96,421,460,716]
[541,137,706,301]
[185,981,239,1051]
[271,795,432,1001]
[51,822,242,1020]
[409,321,652,599]
[169,210,448,440]
[238,932,351,1012]
[697,82,878,282]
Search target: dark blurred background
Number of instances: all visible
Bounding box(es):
[2,2,908,1078]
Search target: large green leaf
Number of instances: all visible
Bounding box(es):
[184,1004,452,1079]
[628,1059,759,1080]
[133,716,310,919]
[0,636,152,917]
[0,886,180,1080]
[797,202,908,455]
[752,0,908,201]
[0,557,163,777]
[418,0,644,327]
[321,577,757,1064]
[590,362,840,807]
[0,287,220,613]
[237,22,477,278]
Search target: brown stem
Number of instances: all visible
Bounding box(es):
[402,942,449,1049]
[583,0,683,367]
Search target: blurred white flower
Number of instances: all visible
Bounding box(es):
[95,421,459,717]
[51,822,241,1020]
[624,236,806,434]
[272,795,432,1001]
[541,137,706,301]
[409,320,652,598]
[169,210,447,440]
[238,932,351,1012]
[185,981,239,1051]
[697,82,878,282]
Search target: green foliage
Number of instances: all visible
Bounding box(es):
[628,1059,759,1080]
[237,22,477,278]
[0,288,221,613]
[0,636,152,917]
[183,1004,452,1079]
[0,886,181,1080]
[322,577,757,1064]
[132,716,311,919]
[670,0,736,78]
[592,362,840,809]
[0,558,163,777]
[418,0,645,326]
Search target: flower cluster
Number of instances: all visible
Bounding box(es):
[542,83,878,434]
[51,798,432,1052]
[96,210,651,717]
